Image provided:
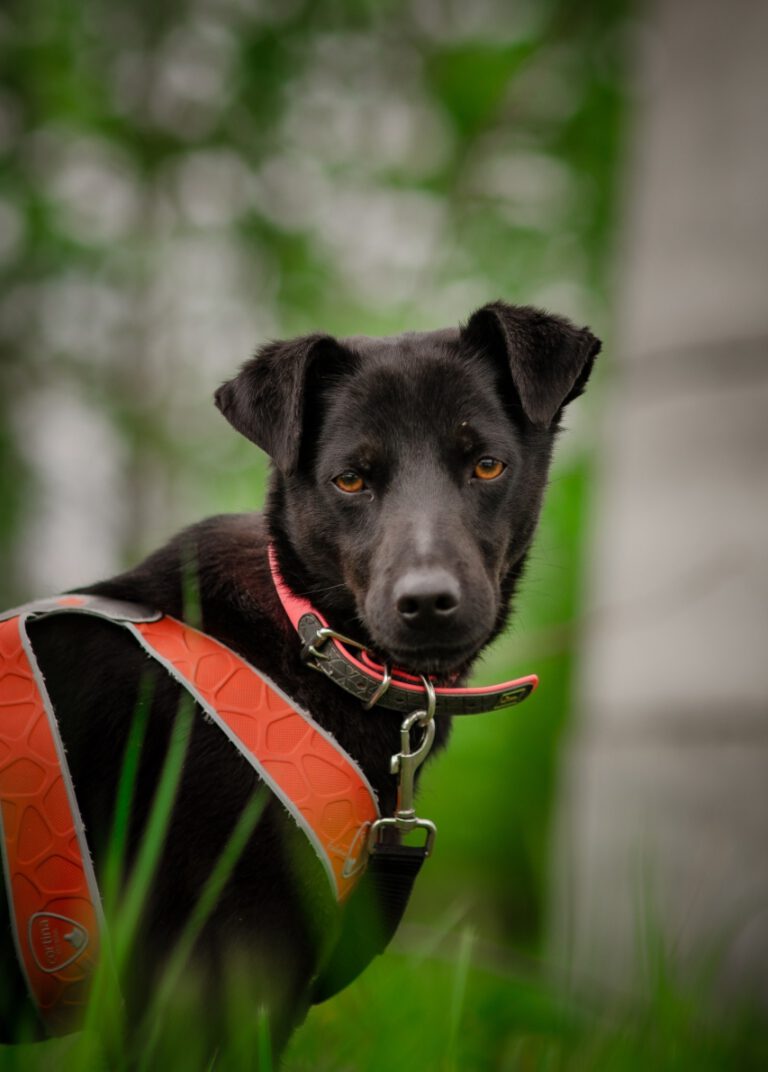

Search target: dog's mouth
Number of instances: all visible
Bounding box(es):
[367,635,487,679]
[350,575,498,678]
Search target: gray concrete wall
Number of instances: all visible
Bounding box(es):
[550,0,768,1006]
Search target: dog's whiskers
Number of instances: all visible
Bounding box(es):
[292,582,348,599]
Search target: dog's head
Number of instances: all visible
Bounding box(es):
[216,302,600,675]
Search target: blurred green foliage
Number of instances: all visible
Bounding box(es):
[0,0,673,1062]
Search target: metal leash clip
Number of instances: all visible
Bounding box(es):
[367,676,438,855]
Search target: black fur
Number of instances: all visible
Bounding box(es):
[0,302,599,1048]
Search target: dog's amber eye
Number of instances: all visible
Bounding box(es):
[474,457,505,481]
[333,470,365,493]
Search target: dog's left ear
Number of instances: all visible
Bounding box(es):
[215,333,350,473]
[461,301,601,427]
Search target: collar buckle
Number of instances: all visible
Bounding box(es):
[301,624,365,666]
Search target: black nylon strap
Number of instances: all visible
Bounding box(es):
[311,843,427,1003]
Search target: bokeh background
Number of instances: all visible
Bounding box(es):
[1,0,766,1067]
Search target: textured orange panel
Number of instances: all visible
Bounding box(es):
[133,617,378,901]
[0,618,101,1035]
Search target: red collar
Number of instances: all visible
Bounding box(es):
[268,547,538,717]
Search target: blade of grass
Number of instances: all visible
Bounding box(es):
[257,1005,273,1072]
[101,673,154,916]
[444,925,475,1072]
[136,785,270,1069]
[72,690,193,1064]
[112,693,193,971]
[74,674,156,1058]
[180,538,202,630]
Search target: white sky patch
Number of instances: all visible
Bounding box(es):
[172,148,258,228]
[466,149,576,231]
[28,129,141,244]
[311,185,447,305]
[37,274,130,365]
[13,386,127,594]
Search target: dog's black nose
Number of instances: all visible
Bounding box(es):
[394,569,460,626]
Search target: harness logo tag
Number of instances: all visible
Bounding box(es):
[28,912,89,974]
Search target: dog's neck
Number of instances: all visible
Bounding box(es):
[266,505,374,648]
[266,536,539,719]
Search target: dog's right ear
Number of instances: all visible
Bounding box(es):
[215,334,348,474]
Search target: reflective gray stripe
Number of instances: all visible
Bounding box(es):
[122,621,380,901]
[0,613,113,1034]
[0,594,161,624]
[1,597,379,902]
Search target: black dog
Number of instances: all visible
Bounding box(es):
[0,301,599,1048]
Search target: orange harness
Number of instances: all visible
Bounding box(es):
[0,594,379,1035]
[1,579,538,1034]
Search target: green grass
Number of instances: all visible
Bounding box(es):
[283,940,768,1072]
[3,914,767,1070]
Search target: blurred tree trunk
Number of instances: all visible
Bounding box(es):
[550,0,768,1006]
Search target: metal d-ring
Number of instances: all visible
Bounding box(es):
[419,674,437,722]
[360,666,436,716]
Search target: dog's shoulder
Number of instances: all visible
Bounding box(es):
[25,511,290,734]
[81,512,274,622]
